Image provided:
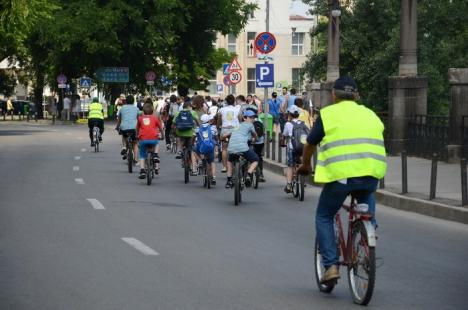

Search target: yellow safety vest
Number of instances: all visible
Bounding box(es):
[315,100,386,183]
[88,102,104,120]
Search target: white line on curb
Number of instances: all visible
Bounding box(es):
[87,199,106,210]
[121,238,159,256]
[74,156,81,160]
[73,166,80,171]
[75,178,85,185]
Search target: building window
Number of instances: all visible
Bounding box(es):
[291,32,304,56]
[227,33,237,53]
[247,68,256,95]
[247,32,256,56]
[292,68,303,91]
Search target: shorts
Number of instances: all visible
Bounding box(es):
[180,136,193,151]
[287,147,301,167]
[228,149,259,163]
[220,127,234,140]
[197,150,215,164]
[121,129,136,141]
[272,115,280,125]
[139,140,159,159]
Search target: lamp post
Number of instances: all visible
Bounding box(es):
[326,0,341,82]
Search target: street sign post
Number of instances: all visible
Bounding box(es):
[256,64,274,88]
[255,32,277,54]
[80,77,91,89]
[96,67,129,83]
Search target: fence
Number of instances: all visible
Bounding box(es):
[407,115,450,161]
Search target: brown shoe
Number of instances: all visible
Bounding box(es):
[320,265,340,284]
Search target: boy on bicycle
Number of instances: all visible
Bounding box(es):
[224,110,258,189]
[282,105,309,193]
[136,102,164,179]
[116,95,140,161]
[194,114,218,185]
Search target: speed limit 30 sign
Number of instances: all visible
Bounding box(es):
[229,71,242,85]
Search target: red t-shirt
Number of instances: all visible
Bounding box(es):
[137,115,161,140]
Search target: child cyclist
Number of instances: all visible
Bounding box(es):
[136,101,164,179]
[224,110,259,189]
[194,114,218,185]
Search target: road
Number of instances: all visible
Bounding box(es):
[1,123,468,310]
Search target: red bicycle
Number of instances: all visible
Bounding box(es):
[314,191,377,305]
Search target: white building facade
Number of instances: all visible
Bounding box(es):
[208,0,315,97]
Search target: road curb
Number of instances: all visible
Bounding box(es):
[263,158,468,225]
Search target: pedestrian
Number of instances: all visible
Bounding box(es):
[63,95,71,121]
[6,97,13,116]
[294,98,312,129]
[268,92,281,134]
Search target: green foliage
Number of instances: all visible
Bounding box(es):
[303,0,468,114]
[0,70,16,96]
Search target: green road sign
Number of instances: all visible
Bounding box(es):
[96,67,129,83]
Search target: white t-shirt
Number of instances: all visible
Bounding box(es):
[219,105,240,128]
[208,105,218,116]
[283,119,301,149]
[63,97,71,109]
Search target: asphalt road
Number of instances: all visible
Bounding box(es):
[1,123,468,310]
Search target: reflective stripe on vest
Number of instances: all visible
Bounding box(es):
[88,103,104,119]
[314,100,386,183]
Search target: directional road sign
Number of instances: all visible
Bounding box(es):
[57,74,67,84]
[80,77,91,89]
[229,71,242,85]
[96,67,129,83]
[229,58,242,72]
[222,63,230,75]
[255,32,277,54]
[256,64,274,88]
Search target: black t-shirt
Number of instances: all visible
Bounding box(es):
[306,116,325,145]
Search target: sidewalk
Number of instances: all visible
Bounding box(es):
[263,144,468,224]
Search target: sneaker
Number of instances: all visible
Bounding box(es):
[245,173,253,187]
[120,148,127,156]
[166,144,171,151]
[138,169,146,179]
[320,265,340,284]
[211,177,216,186]
[153,154,160,163]
[99,137,103,142]
[191,170,198,176]
[259,175,266,182]
[221,167,227,173]
[284,184,292,193]
[225,180,233,189]
[91,142,95,147]
[175,152,182,159]
[133,159,138,165]
[122,154,127,160]
[154,169,159,175]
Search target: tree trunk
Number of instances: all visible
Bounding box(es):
[33,70,45,119]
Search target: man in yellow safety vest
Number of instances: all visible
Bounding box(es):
[298,76,386,284]
[88,97,104,147]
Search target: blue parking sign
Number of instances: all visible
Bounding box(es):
[256,64,274,88]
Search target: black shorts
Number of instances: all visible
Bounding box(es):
[121,129,136,140]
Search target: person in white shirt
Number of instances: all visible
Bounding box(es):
[217,94,240,173]
[63,95,71,120]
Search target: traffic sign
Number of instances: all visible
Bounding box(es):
[57,74,67,84]
[222,63,230,75]
[95,67,129,83]
[216,84,223,93]
[255,32,277,54]
[80,77,91,89]
[58,83,67,89]
[146,81,155,86]
[223,76,232,86]
[145,71,156,81]
[229,58,242,72]
[256,64,274,88]
[229,71,242,85]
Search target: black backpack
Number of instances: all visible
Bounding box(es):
[291,121,310,153]
[253,120,264,138]
[175,110,194,130]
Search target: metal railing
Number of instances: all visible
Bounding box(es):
[407,115,449,161]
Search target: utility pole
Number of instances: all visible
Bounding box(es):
[326,0,340,81]
[263,0,270,138]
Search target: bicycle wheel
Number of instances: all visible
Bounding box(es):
[234,162,241,206]
[184,148,190,184]
[314,238,336,293]
[348,220,376,305]
[299,174,305,201]
[206,165,211,189]
[94,129,99,153]
[253,167,259,189]
[146,154,152,185]
[292,174,299,198]
[127,150,133,173]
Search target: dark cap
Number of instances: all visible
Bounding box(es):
[333,76,358,92]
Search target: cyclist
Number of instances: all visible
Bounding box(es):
[136,102,164,179]
[88,97,104,147]
[224,110,258,188]
[281,105,308,193]
[194,114,218,185]
[117,95,140,160]
[217,94,240,173]
[173,99,200,174]
[163,95,179,151]
[297,76,386,284]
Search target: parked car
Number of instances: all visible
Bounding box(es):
[12,100,35,114]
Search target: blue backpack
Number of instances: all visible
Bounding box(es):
[175,110,194,130]
[197,125,215,154]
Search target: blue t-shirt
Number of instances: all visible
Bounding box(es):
[227,122,255,153]
[268,98,281,117]
[288,95,297,108]
[118,105,140,130]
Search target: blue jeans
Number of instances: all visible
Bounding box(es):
[139,140,159,159]
[316,176,378,268]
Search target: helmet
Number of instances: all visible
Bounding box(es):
[200,114,213,124]
[243,110,256,117]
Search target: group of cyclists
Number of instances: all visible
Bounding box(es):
[87,76,387,299]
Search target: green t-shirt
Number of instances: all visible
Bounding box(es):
[174,109,199,137]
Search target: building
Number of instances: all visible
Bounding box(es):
[208,0,315,97]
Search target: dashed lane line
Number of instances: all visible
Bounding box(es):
[75,178,85,185]
[74,156,81,160]
[73,166,80,171]
[86,198,106,210]
[121,238,160,256]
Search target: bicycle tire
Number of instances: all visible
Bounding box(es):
[348,220,376,305]
[94,129,99,153]
[253,168,259,189]
[292,174,300,198]
[206,167,211,189]
[314,238,336,293]
[184,148,190,184]
[127,150,133,173]
[299,175,305,201]
[146,154,152,185]
[234,162,241,206]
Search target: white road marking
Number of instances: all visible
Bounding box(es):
[121,238,159,256]
[87,198,106,210]
[73,166,80,171]
[74,156,81,160]
[81,148,86,152]
[75,178,85,185]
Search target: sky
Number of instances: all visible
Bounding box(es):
[290,0,312,17]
